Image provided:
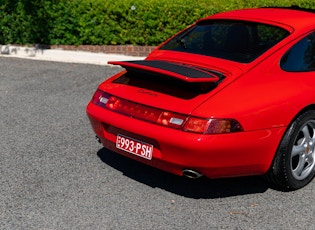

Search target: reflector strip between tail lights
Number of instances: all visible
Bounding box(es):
[92,90,186,129]
[92,90,243,134]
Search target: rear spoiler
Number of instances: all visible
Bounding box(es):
[108,60,220,83]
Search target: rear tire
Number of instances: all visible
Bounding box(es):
[266,110,315,190]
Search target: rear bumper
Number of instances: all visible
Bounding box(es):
[87,103,286,178]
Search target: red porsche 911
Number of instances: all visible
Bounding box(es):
[87,6,315,190]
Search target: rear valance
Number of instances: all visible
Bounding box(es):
[108,60,220,83]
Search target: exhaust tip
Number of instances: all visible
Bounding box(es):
[182,169,203,179]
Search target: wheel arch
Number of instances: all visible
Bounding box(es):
[271,104,315,159]
[288,104,315,127]
[264,104,315,189]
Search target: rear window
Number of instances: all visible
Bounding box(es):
[160,20,290,63]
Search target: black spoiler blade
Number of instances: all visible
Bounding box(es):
[108,60,220,83]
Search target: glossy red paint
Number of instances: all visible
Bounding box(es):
[87,102,287,177]
[86,7,315,180]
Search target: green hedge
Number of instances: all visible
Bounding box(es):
[0,0,314,46]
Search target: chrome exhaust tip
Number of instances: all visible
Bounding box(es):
[182,169,203,179]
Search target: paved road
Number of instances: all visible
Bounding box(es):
[1,57,314,229]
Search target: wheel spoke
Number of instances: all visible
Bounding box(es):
[302,125,311,140]
[293,154,307,177]
[292,144,306,157]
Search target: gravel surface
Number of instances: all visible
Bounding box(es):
[1,57,314,229]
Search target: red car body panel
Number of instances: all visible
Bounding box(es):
[87,103,286,178]
[86,7,315,179]
[209,7,315,31]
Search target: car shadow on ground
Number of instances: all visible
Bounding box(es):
[97,147,276,199]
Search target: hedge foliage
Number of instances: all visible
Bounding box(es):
[1,0,315,46]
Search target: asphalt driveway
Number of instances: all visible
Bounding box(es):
[1,57,314,229]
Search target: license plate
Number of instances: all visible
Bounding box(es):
[116,134,153,160]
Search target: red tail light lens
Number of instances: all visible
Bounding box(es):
[92,90,110,106]
[206,119,243,134]
[183,118,243,134]
[92,90,243,134]
[157,111,186,129]
[92,90,186,129]
[182,117,210,133]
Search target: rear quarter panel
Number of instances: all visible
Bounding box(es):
[191,42,315,132]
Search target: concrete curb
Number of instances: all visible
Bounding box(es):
[0,45,146,65]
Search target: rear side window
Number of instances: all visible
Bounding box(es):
[281,32,315,71]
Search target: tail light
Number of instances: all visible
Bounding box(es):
[183,117,243,134]
[92,90,186,129]
[92,90,243,134]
